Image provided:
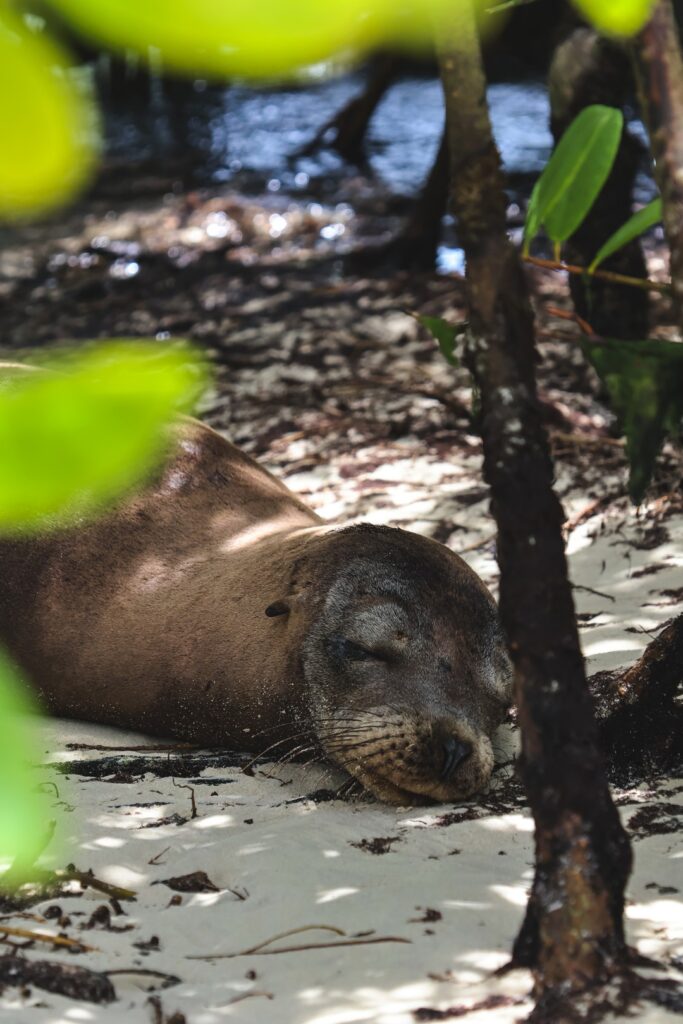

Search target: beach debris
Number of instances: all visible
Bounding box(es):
[0,955,115,1003]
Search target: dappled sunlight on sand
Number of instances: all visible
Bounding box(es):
[489,883,529,907]
[3,503,681,1023]
[192,814,235,829]
[2,706,679,1023]
[317,887,359,904]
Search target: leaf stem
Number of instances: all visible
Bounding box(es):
[523,254,670,294]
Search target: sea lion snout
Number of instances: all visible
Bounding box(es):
[436,733,472,781]
[313,703,496,805]
[301,526,513,805]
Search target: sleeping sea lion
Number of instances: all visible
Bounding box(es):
[0,364,512,804]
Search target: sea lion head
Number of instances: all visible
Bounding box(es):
[298,525,512,805]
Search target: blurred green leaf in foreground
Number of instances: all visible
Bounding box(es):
[0,343,205,873]
[4,0,500,217]
[0,650,44,874]
[571,0,655,36]
[48,0,462,79]
[0,344,203,533]
[0,7,98,219]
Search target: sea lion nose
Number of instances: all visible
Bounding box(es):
[439,737,472,781]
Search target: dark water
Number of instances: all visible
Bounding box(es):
[102,68,655,271]
[105,72,554,194]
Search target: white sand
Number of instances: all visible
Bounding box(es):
[1,503,682,1024]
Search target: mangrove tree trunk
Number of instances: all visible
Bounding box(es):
[435,2,632,1017]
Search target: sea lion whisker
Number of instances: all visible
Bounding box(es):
[294,754,322,768]
[240,732,315,773]
[264,745,319,775]
[322,732,406,754]
[334,776,364,799]
[317,723,402,739]
[323,737,409,753]
[247,720,312,741]
[307,763,341,790]
[310,718,375,731]
[314,725,398,743]
[354,750,410,767]
[330,707,405,725]
[313,713,392,727]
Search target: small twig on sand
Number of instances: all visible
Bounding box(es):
[563,496,613,535]
[572,583,616,603]
[0,925,98,952]
[225,991,274,1005]
[1,863,137,908]
[188,925,410,960]
[550,430,624,450]
[106,968,180,987]
[242,925,345,954]
[148,995,164,1024]
[148,847,171,866]
[458,532,496,554]
[146,993,187,1024]
[228,886,249,902]
[36,781,61,800]
[172,779,197,819]
[56,868,137,902]
[196,936,411,958]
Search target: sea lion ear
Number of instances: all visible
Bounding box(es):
[265,600,290,617]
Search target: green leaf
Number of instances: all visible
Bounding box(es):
[0,9,98,219]
[418,315,463,366]
[0,650,44,874]
[523,183,544,255]
[0,343,204,532]
[571,0,654,37]
[524,105,623,248]
[582,336,683,503]
[589,198,662,272]
[48,0,458,79]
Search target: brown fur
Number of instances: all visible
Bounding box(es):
[0,363,512,803]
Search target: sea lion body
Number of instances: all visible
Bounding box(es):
[0,365,512,803]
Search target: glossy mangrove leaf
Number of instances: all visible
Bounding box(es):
[524,105,623,249]
[571,0,654,36]
[0,9,98,219]
[589,198,662,272]
[48,0,458,79]
[522,189,544,256]
[582,336,683,503]
[418,315,464,366]
[0,343,203,532]
[0,650,44,873]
